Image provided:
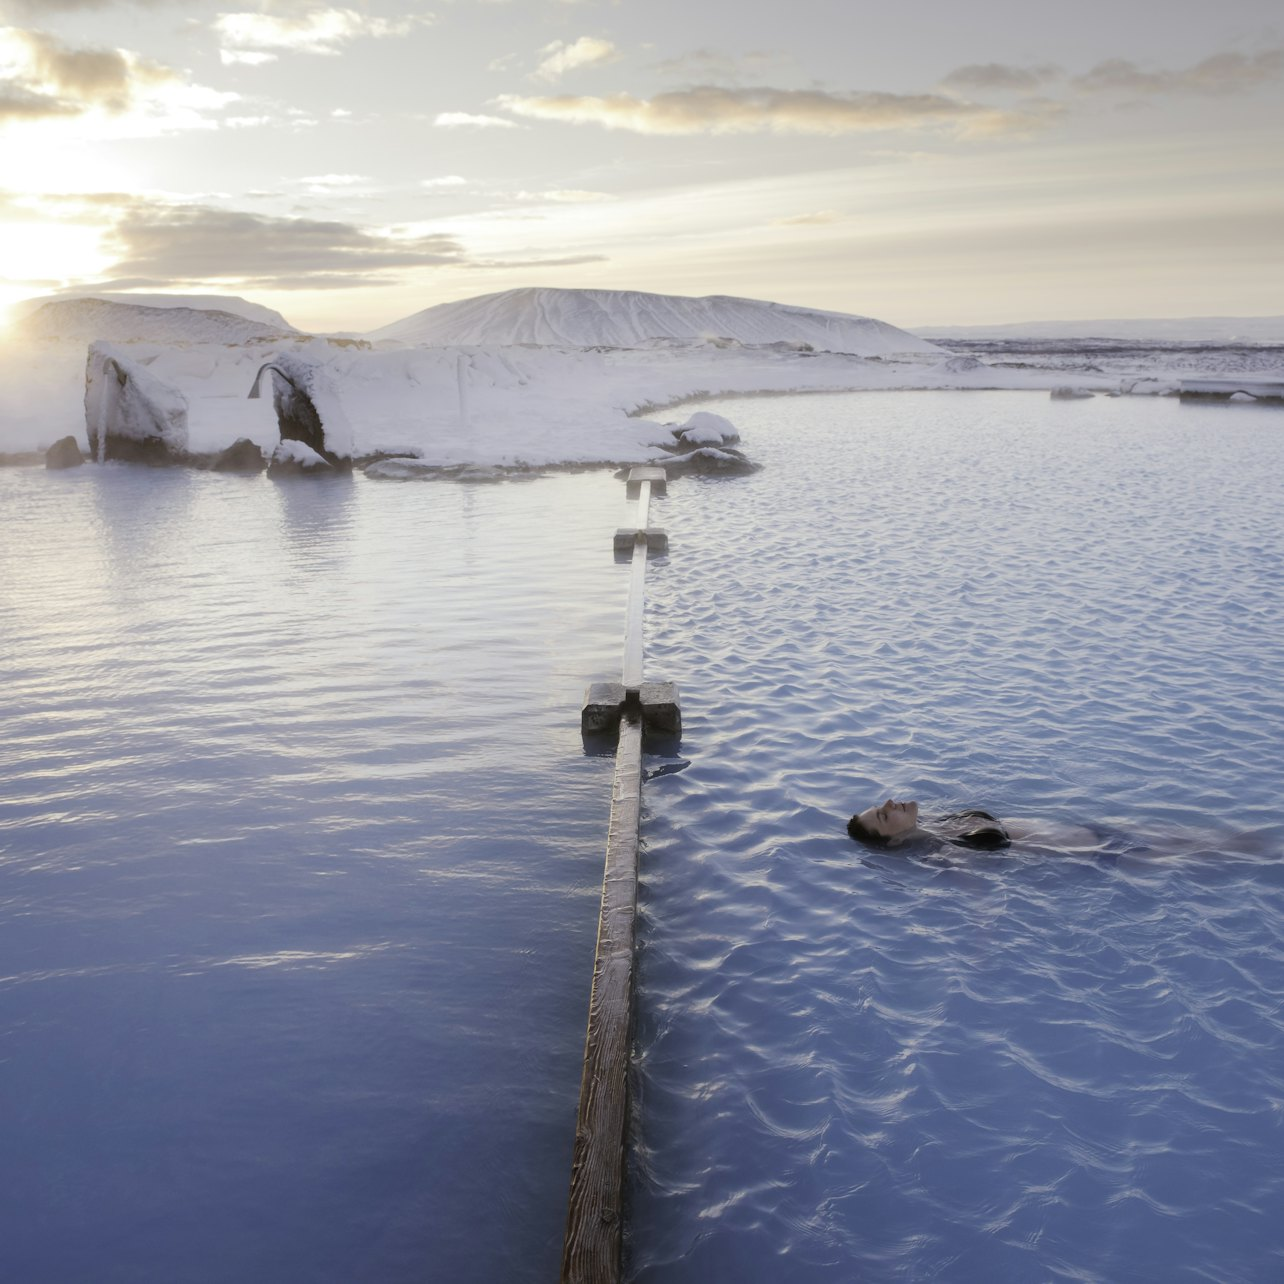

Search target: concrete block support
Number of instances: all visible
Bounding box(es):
[637,681,681,737]
[612,527,669,554]
[582,682,627,735]
[625,465,667,499]
[581,681,682,739]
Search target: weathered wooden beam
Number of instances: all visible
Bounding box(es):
[621,537,648,692]
[561,713,644,1284]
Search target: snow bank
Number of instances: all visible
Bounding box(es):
[368,287,943,356]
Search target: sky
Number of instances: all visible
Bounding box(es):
[0,0,1280,332]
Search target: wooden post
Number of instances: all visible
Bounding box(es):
[561,714,643,1284]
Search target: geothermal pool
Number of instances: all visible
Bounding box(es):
[628,390,1284,1282]
[4,389,1283,1283]
[0,465,624,1283]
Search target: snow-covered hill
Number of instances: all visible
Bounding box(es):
[368,287,942,356]
[917,316,1284,344]
[15,297,299,345]
[14,291,296,332]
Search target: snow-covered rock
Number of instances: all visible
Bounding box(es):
[268,439,332,475]
[18,298,296,346]
[249,352,355,461]
[673,410,740,447]
[1051,386,1095,400]
[368,287,943,356]
[85,342,190,463]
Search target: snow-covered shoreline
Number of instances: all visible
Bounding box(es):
[3,288,1280,471]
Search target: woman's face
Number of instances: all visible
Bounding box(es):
[857,798,919,843]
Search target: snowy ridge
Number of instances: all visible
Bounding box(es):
[13,291,296,331]
[368,287,942,356]
[917,315,1284,343]
[16,298,298,345]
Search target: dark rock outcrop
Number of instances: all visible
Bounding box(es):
[211,438,266,472]
[45,437,84,469]
[660,445,759,476]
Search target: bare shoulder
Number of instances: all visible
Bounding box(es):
[1005,818,1101,847]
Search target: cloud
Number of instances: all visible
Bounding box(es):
[0,0,168,11]
[422,174,467,188]
[299,173,367,186]
[0,84,79,120]
[534,36,619,82]
[467,254,609,270]
[940,62,1061,93]
[514,188,615,203]
[220,49,277,67]
[494,85,1037,137]
[772,210,842,226]
[0,26,180,115]
[213,9,426,57]
[434,110,520,128]
[1073,49,1284,96]
[102,201,467,288]
[653,47,786,84]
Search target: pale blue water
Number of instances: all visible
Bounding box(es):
[629,391,1284,1282]
[0,466,625,1283]
[6,392,1284,1282]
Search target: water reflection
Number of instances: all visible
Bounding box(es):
[270,471,356,577]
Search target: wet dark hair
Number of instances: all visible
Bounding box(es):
[848,809,1011,852]
[847,813,892,848]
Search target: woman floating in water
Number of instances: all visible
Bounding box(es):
[847,799,1101,851]
[849,798,1278,858]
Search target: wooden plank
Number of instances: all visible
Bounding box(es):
[621,539,647,691]
[561,714,644,1284]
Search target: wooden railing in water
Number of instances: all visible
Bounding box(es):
[563,466,679,1284]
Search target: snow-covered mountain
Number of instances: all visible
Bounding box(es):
[367,287,941,355]
[14,291,295,331]
[916,316,1284,344]
[15,296,299,345]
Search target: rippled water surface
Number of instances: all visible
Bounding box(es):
[630,391,1284,1283]
[0,465,626,1283]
